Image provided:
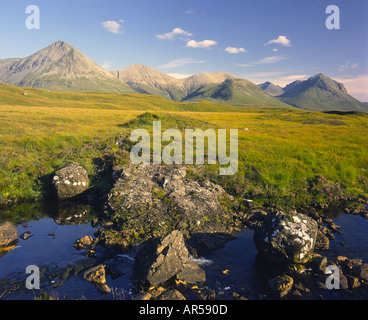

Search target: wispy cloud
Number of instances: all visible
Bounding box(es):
[101,19,125,34]
[338,61,359,72]
[186,39,217,48]
[156,28,193,41]
[334,74,368,101]
[157,57,207,69]
[185,7,194,14]
[234,63,252,67]
[265,35,291,47]
[101,61,112,69]
[225,47,246,54]
[256,55,289,64]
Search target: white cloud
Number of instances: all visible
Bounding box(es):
[101,61,112,69]
[156,28,193,41]
[256,55,289,64]
[334,74,368,101]
[225,47,246,54]
[157,57,207,69]
[167,73,193,79]
[101,20,125,34]
[265,35,291,47]
[272,48,279,52]
[338,61,359,72]
[185,7,194,14]
[186,39,217,48]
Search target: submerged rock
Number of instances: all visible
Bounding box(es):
[131,230,193,289]
[0,221,18,247]
[254,212,318,264]
[52,163,89,200]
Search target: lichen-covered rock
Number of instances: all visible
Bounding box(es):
[0,221,18,247]
[176,261,206,285]
[52,163,89,199]
[254,212,318,264]
[131,230,190,289]
[103,164,238,246]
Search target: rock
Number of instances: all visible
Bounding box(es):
[131,230,189,289]
[352,264,368,282]
[158,289,186,300]
[254,212,318,264]
[73,235,93,249]
[268,275,294,298]
[314,230,330,250]
[103,164,238,247]
[98,283,111,294]
[52,163,89,199]
[83,265,106,285]
[0,222,18,247]
[133,292,152,300]
[20,231,32,240]
[346,275,361,289]
[309,254,327,273]
[176,261,206,285]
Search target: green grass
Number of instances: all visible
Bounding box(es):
[0,83,367,208]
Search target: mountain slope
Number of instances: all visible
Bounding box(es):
[111,66,239,102]
[110,64,188,100]
[279,73,366,112]
[183,78,291,108]
[0,41,134,93]
[258,81,284,96]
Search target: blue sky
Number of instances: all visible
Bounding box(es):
[0,0,367,100]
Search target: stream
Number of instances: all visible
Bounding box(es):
[0,202,368,300]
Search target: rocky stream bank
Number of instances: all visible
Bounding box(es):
[0,162,368,300]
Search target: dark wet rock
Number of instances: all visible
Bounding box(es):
[0,221,18,247]
[102,164,238,247]
[352,264,368,282]
[20,231,32,240]
[158,289,186,300]
[176,261,206,285]
[131,230,189,289]
[52,163,89,199]
[308,254,328,273]
[132,292,152,300]
[268,275,294,298]
[254,212,318,264]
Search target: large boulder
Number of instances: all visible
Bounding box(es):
[254,212,318,264]
[52,163,89,199]
[0,221,18,247]
[131,230,191,289]
[104,164,238,246]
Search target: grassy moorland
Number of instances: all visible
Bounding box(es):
[0,83,367,210]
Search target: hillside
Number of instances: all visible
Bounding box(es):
[258,81,284,96]
[0,41,134,93]
[279,73,367,112]
[183,79,291,108]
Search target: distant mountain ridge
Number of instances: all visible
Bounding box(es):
[0,41,366,111]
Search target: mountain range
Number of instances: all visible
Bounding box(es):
[0,40,366,112]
